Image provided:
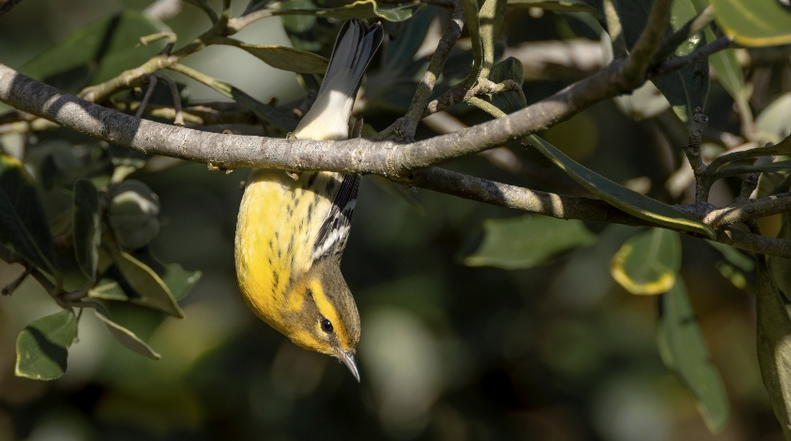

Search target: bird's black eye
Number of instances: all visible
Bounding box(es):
[321,318,334,333]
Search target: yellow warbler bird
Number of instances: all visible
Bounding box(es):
[235,20,383,381]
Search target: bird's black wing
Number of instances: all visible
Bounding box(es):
[312,174,360,262]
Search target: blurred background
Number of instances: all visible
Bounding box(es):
[0,0,788,440]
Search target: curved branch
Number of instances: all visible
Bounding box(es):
[0,62,626,176]
[3,64,791,258]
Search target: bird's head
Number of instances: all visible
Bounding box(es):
[280,258,361,381]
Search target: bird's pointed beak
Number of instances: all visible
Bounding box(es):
[337,350,360,382]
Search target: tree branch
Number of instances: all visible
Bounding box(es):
[385,2,466,141]
[622,0,672,88]
[2,52,791,258]
[0,62,627,176]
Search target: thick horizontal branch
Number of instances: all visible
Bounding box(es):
[0,62,626,177]
[3,63,791,258]
[705,193,791,227]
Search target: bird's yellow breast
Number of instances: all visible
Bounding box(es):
[234,169,343,332]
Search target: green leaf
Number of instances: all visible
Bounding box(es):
[73,179,101,279]
[170,64,297,133]
[183,0,219,22]
[756,92,791,144]
[464,215,597,269]
[94,309,161,360]
[88,277,129,301]
[529,135,717,238]
[706,240,754,272]
[15,310,77,381]
[278,0,422,21]
[218,39,328,74]
[657,280,730,432]
[710,0,791,47]
[243,0,275,16]
[691,0,750,127]
[769,213,791,298]
[611,229,681,295]
[20,11,172,92]
[485,57,526,114]
[756,254,791,440]
[506,0,594,12]
[108,180,160,251]
[0,153,58,275]
[159,263,202,301]
[380,9,434,70]
[650,0,710,125]
[114,251,185,318]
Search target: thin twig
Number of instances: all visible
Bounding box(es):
[705,193,791,227]
[135,76,159,119]
[622,0,673,88]
[651,36,735,77]
[653,5,715,63]
[420,78,526,121]
[738,156,774,201]
[154,74,184,126]
[684,108,709,202]
[378,3,466,141]
[2,266,32,295]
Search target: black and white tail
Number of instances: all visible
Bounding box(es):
[293,20,384,141]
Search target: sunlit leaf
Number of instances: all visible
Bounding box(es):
[756,254,791,440]
[690,0,750,126]
[715,262,750,290]
[115,251,185,318]
[529,135,716,238]
[171,64,298,133]
[73,179,101,279]
[0,153,58,275]
[15,310,77,381]
[222,41,328,74]
[20,11,171,92]
[159,263,202,301]
[756,92,791,144]
[611,229,681,295]
[710,0,791,46]
[94,309,161,360]
[108,180,160,251]
[464,215,597,269]
[657,280,730,432]
[278,0,422,22]
[88,277,128,301]
[650,0,710,125]
[706,240,755,271]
